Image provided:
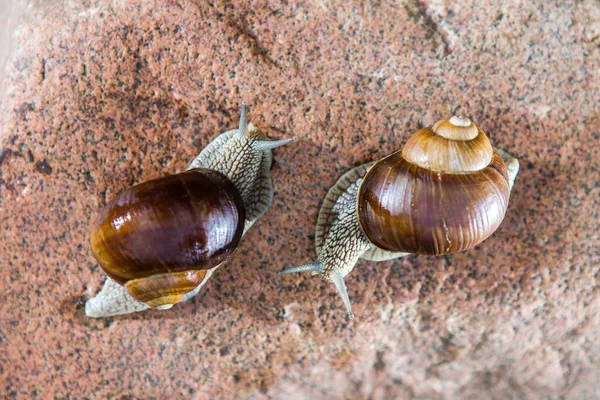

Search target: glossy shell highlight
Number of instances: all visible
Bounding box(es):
[357,150,510,255]
[90,168,245,307]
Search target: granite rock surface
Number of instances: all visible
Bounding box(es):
[0,0,599,398]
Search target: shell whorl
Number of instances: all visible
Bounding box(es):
[89,168,246,307]
[357,117,510,256]
[402,116,493,173]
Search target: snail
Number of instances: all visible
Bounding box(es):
[85,102,296,318]
[279,116,520,319]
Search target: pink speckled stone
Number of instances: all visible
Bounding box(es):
[1,1,599,398]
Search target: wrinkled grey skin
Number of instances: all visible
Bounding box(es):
[280,143,520,320]
[85,103,296,318]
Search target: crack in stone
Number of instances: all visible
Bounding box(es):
[406,0,452,56]
[227,18,280,68]
[39,58,46,82]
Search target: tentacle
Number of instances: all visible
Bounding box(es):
[238,101,248,136]
[330,271,354,319]
[254,136,297,152]
[278,261,354,318]
[279,196,371,319]
[278,262,323,275]
[279,260,357,319]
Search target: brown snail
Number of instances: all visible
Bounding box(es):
[85,102,296,318]
[279,116,519,319]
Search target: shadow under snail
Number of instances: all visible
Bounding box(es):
[279,116,520,319]
[85,102,296,318]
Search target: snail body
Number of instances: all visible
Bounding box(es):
[85,103,296,318]
[279,116,519,319]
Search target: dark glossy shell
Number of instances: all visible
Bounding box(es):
[357,151,509,255]
[90,168,245,306]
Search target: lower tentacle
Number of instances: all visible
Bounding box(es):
[279,202,372,319]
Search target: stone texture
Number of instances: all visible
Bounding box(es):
[0,0,599,398]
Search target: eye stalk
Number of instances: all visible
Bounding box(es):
[279,262,355,319]
[238,101,297,151]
